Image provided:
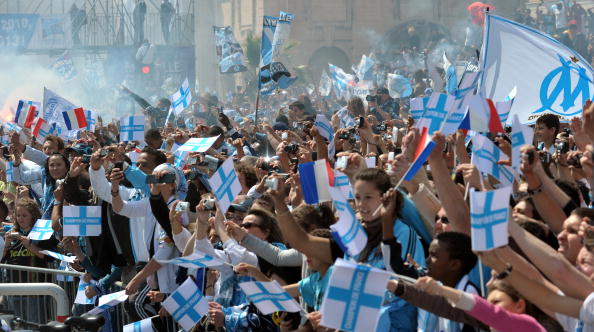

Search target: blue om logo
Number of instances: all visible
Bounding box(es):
[533,54,593,117]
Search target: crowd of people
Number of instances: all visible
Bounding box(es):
[5,2,594,332]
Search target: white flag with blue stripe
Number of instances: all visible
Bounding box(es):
[319,70,332,97]
[320,258,391,332]
[511,114,534,173]
[315,114,335,159]
[410,97,429,123]
[85,110,97,132]
[470,187,512,251]
[336,107,356,129]
[157,251,226,269]
[75,279,98,305]
[496,87,517,126]
[163,277,208,331]
[177,136,219,153]
[239,280,301,315]
[333,170,354,200]
[63,206,102,237]
[329,187,367,256]
[123,317,153,332]
[88,290,128,314]
[5,161,14,183]
[471,134,516,186]
[40,250,76,263]
[328,63,355,99]
[208,157,241,213]
[28,219,53,240]
[171,78,192,116]
[120,115,145,142]
[415,92,455,135]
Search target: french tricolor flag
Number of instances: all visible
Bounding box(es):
[403,127,436,182]
[299,159,334,204]
[14,100,37,128]
[468,95,504,134]
[62,107,87,130]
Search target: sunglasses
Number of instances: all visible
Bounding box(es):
[435,215,449,224]
[241,222,262,229]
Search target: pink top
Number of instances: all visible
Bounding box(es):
[468,294,546,332]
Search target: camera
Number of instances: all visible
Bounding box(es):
[284,144,299,154]
[55,179,65,187]
[568,154,583,168]
[281,132,289,140]
[265,177,278,190]
[555,140,569,154]
[186,169,202,181]
[99,149,109,158]
[366,95,378,102]
[375,122,387,132]
[338,132,351,140]
[203,198,215,211]
[540,151,551,165]
[82,154,92,164]
[145,173,176,184]
[175,202,189,213]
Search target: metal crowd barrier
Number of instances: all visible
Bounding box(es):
[0,263,129,331]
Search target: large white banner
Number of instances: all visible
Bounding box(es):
[480,15,593,124]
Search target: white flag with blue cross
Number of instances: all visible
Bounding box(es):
[177,136,219,153]
[471,134,516,186]
[470,187,512,251]
[157,251,227,269]
[120,115,145,142]
[5,161,14,183]
[239,280,302,315]
[85,110,97,132]
[329,187,367,256]
[28,219,53,241]
[74,279,97,305]
[171,78,192,116]
[88,290,128,314]
[511,114,534,173]
[415,92,455,135]
[320,258,391,332]
[208,157,241,213]
[63,206,102,237]
[123,317,153,332]
[162,277,208,331]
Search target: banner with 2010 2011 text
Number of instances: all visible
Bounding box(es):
[0,14,72,52]
[480,15,594,124]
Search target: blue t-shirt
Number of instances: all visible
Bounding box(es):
[298,266,333,311]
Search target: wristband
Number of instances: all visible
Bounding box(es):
[111,190,120,197]
[54,200,63,205]
[495,264,513,280]
[527,182,544,195]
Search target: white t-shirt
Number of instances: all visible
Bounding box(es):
[555,291,594,332]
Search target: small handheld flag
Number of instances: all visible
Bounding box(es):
[14,100,37,128]
[5,161,14,183]
[63,206,102,237]
[120,115,145,142]
[299,159,334,205]
[88,291,128,314]
[208,158,241,213]
[177,136,219,153]
[74,279,97,305]
[239,280,302,315]
[123,317,153,332]
[320,258,391,332]
[40,250,76,263]
[511,114,534,173]
[62,107,87,130]
[329,187,367,256]
[31,118,55,142]
[470,187,512,251]
[157,251,227,269]
[471,134,515,186]
[162,277,208,331]
[171,78,192,115]
[28,219,53,241]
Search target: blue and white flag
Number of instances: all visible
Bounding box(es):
[177,136,219,153]
[320,258,391,332]
[334,170,354,200]
[319,70,332,97]
[387,73,412,98]
[259,16,279,95]
[123,317,153,332]
[40,250,76,263]
[328,63,355,100]
[49,50,77,81]
[315,114,335,159]
[441,105,469,136]
[28,219,53,241]
[162,277,208,331]
[239,280,301,315]
[75,279,97,305]
[471,134,515,186]
[410,97,429,122]
[480,14,594,124]
[85,110,97,132]
[271,11,294,63]
[415,92,455,135]
[336,107,356,128]
[470,187,512,251]
[5,161,14,183]
[3,122,21,133]
[157,251,226,269]
[213,26,247,74]
[171,78,192,116]
[120,115,145,142]
[88,291,128,315]
[511,114,534,173]
[444,51,458,94]
[496,87,517,126]
[42,87,77,127]
[329,187,367,256]
[208,157,241,213]
[355,54,375,82]
[63,206,102,237]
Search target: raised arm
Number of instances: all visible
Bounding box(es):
[427,132,471,235]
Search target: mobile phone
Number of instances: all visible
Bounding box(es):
[145,173,176,184]
[357,117,365,128]
[114,161,124,170]
[526,150,535,164]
